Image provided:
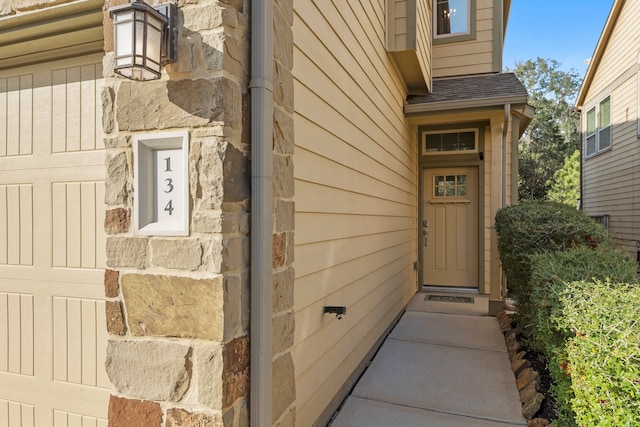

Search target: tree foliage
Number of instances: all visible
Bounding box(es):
[509,58,581,201]
[547,150,580,207]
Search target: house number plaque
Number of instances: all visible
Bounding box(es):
[134,131,189,236]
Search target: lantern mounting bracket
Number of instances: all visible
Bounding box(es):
[154,2,178,64]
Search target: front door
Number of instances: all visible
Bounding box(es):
[422,167,478,288]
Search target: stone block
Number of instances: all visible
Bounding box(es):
[195,343,224,408]
[272,353,296,424]
[223,237,249,272]
[151,238,203,270]
[517,367,540,391]
[273,267,294,313]
[222,335,250,408]
[221,210,249,235]
[191,138,225,210]
[193,211,223,233]
[274,0,293,26]
[105,208,130,234]
[105,151,129,205]
[272,233,286,269]
[0,0,12,17]
[106,237,148,269]
[108,396,163,427]
[273,61,293,112]
[105,269,119,297]
[101,86,115,134]
[223,144,250,202]
[166,408,223,427]
[272,311,294,356]
[273,153,294,199]
[273,5,293,70]
[182,4,224,32]
[116,78,235,131]
[105,340,191,401]
[121,274,224,340]
[511,358,531,377]
[106,301,126,335]
[223,275,243,339]
[104,135,131,149]
[274,199,294,233]
[273,107,294,155]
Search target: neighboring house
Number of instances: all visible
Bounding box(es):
[0,0,531,426]
[577,0,640,265]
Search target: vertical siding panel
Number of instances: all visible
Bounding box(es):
[66,67,81,152]
[0,186,7,264]
[52,69,67,154]
[0,293,7,372]
[66,183,81,268]
[19,75,33,156]
[81,183,96,268]
[95,183,106,269]
[0,78,6,157]
[68,412,82,427]
[66,298,82,384]
[95,300,109,388]
[20,402,34,427]
[20,295,33,376]
[54,410,68,427]
[52,183,68,267]
[6,186,20,265]
[80,65,96,151]
[7,294,20,373]
[81,299,97,386]
[95,66,105,150]
[19,185,33,266]
[53,297,68,382]
[0,400,6,427]
[7,402,20,427]
[6,77,19,157]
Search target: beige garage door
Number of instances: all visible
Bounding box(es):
[0,56,108,426]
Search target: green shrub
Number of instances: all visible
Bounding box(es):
[495,202,611,301]
[525,250,637,425]
[527,246,637,355]
[556,281,640,426]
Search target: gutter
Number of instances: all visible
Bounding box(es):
[404,95,527,115]
[249,0,273,425]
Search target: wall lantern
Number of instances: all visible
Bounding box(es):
[109,0,178,81]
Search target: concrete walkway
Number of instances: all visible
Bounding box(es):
[330,291,526,426]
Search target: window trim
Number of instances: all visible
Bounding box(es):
[433,0,476,44]
[584,95,612,159]
[422,128,479,156]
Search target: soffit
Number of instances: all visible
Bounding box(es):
[0,0,104,70]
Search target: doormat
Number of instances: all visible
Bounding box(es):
[426,294,474,304]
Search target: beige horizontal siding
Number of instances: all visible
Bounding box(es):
[293,0,418,425]
[433,0,496,77]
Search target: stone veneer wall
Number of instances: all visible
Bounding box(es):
[102,0,296,425]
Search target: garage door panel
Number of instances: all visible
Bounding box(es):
[0,56,108,426]
[1,74,34,158]
[0,184,33,266]
[0,292,34,377]
[52,181,105,270]
[52,64,103,154]
[0,399,35,427]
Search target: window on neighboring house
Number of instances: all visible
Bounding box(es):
[585,96,611,158]
[434,0,471,39]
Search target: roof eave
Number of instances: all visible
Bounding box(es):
[576,0,624,106]
[404,95,528,115]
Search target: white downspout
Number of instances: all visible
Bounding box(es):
[502,103,510,208]
[501,103,510,301]
[250,0,273,425]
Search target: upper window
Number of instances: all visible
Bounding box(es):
[585,96,611,158]
[423,129,477,155]
[434,0,470,38]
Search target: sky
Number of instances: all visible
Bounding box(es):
[503,1,615,77]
